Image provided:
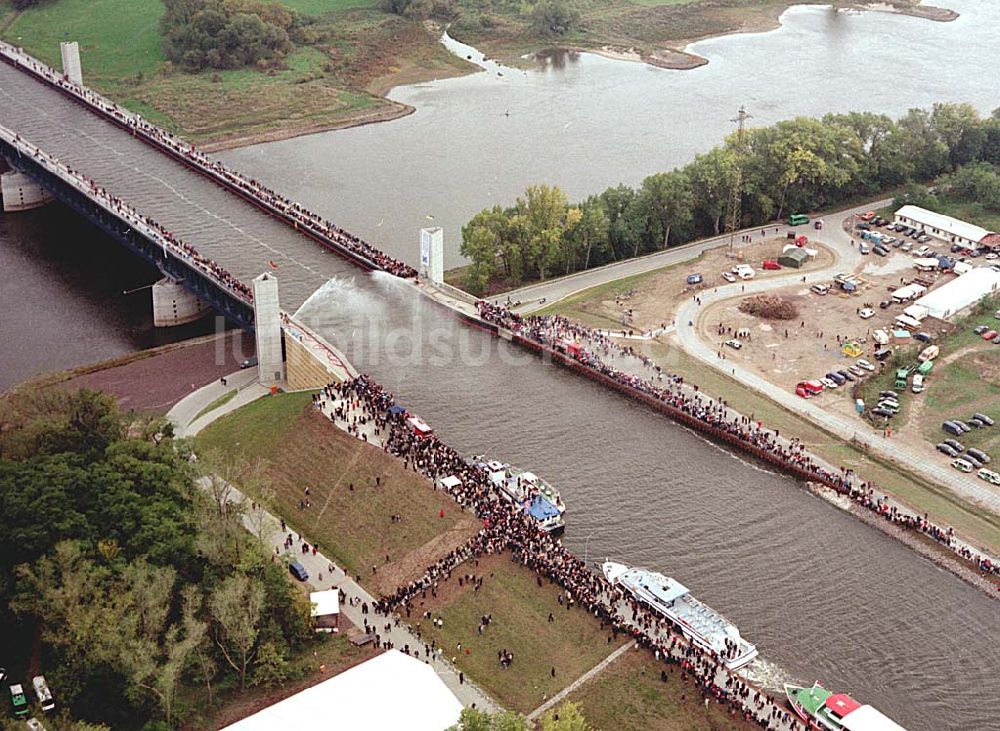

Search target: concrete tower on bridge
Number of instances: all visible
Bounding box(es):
[420,227,444,285]
[252,272,285,385]
[0,165,53,212]
[60,41,83,86]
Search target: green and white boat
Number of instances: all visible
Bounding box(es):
[784,682,906,731]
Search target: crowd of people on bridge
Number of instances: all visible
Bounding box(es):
[3,127,253,303]
[476,301,1000,580]
[320,375,807,730]
[0,42,417,280]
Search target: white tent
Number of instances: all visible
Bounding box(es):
[221,650,462,731]
[915,268,1000,319]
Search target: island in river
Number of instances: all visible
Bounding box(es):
[0,0,956,150]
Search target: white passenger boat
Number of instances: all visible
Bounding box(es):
[471,457,565,532]
[602,560,758,670]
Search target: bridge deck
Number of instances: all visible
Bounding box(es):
[0,61,360,312]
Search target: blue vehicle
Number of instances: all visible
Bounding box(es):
[686,273,703,285]
[288,562,309,582]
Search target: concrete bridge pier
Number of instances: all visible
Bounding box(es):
[253,272,285,385]
[151,276,211,327]
[1,168,54,212]
[60,41,83,86]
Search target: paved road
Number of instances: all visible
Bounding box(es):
[489,206,875,314]
[670,204,1000,516]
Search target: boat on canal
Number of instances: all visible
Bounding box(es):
[602,560,758,670]
[784,682,906,731]
[471,457,565,533]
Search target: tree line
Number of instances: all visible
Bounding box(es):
[0,389,313,729]
[160,0,303,71]
[460,103,1000,294]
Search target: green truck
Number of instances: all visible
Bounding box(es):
[895,367,910,389]
[9,683,29,719]
[917,360,934,376]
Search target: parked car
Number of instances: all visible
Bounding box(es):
[911,373,925,393]
[810,283,830,295]
[953,420,972,433]
[973,412,995,426]
[943,438,965,453]
[762,259,781,271]
[943,421,965,436]
[32,676,54,714]
[982,329,998,341]
[974,325,990,335]
[879,300,892,309]
[820,377,838,389]
[937,443,959,457]
[859,307,875,319]
[962,453,983,469]
[721,271,737,283]
[967,447,990,464]
[795,380,825,398]
[240,356,258,369]
[856,359,875,372]
[978,468,1000,486]
[952,458,974,473]
[872,407,895,418]
[879,390,899,400]
[686,273,703,285]
[9,684,29,719]
[913,331,932,343]
[917,234,931,243]
[914,245,932,257]
[993,334,1000,345]
[859,242,870,255]
[849,365,866,377]
[724,339,742,350]
[288,562,309,582]
[837,369,856,382]
[900,242,912,252]
[826,371,847,385]
[969,417,985,428]
[873,245,889,257]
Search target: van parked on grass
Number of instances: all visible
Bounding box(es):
[32,676,54,714]
[911,374,924,393]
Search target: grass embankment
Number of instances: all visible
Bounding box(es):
[179,634,377,731]
[195,392,480,594]
[414,553,625,715]
[535,275,1000,554]
[569,648,756,731]
[192,388,238,422]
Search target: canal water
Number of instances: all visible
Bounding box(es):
[2,2,999,728]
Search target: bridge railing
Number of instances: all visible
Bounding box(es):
[0,123,253,306]
[0,41,417,281]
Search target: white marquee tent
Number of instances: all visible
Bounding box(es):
[914,268,1000,320]
[221,650,463,731]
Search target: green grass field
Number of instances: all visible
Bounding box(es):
[4,0,164,78]
[569,649,754,731]
[195,392,480,593]
[279,0,378,14]
[417,553,625,715]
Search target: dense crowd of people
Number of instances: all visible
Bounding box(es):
[320,375,808,731]
[0,42,418,280]
[476,301,1000,580]
[1,128,253,302]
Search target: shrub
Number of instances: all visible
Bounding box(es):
[738,294,798,320]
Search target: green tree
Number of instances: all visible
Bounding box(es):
[516,184,571,281]
[530,0,579,36]
[447,706,528,731]
[210,573,266,690]
[539,701,591,731]
[639,170,693,251]
[687,147,736,234]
